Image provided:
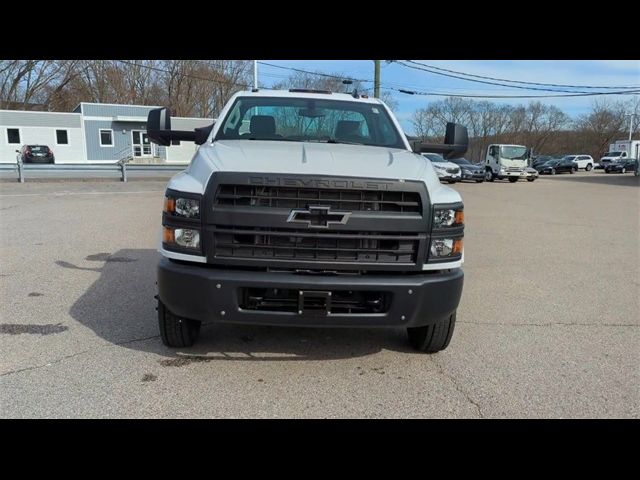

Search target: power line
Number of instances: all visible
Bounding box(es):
[402,60,640,90]
[114,60,253,89]
[257,61,372,84]
[396,60,639,95]
[388,86,640,99]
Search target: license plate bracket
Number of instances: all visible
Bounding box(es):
[298,290,332,315]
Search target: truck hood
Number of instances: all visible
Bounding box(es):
[197,140,428,180]
[169,139,463,205]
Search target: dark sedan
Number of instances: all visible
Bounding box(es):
[604,159,638,173]
[536,158,578,175]
[531,155,555,169]
[18,145,55,164]
[450,158,485,182]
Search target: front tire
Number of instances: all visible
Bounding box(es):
[158,299,201,348]
[407,312,457,353]
[508,177,519,183]
[485,169,494,182]
[586,163,592,171]
[527,178,535,182]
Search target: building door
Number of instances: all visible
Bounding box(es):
[132,130,152,157]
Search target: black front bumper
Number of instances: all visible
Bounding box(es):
[158,258,463,328]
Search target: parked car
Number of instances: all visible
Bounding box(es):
[450,157,484,182]
[17,145,55,164]
[562,154,594,171]
[604,158,638,174]
[536,158,578,175]
[421,152,461,183]
[523,167,539,181]
[532,155,554,169]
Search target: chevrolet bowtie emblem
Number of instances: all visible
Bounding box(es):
[286,205,351,228]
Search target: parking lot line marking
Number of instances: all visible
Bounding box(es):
[0,191,164,198]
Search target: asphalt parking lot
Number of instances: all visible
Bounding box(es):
[0,171,638,418]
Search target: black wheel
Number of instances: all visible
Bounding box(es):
[475,179,483,183]
[157,299,201,347]
[485,170,494,182]
[407,312,457,353]
[586,163,592,171]
[527,178,535,182]
[569,168,574,174]
[508,176,519,183]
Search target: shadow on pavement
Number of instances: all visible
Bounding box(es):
[67,249,416,361]
[542,172,640,187]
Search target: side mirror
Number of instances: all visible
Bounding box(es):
[411,123,468,159]
[15,150,20,153]
[147,107,203,146]
[147,107,173,146]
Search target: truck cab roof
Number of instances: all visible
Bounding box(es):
[233,88,384,104]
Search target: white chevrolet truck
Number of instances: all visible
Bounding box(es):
[148,89,467,353]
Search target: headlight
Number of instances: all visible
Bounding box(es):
[164,195,200,219]
[162,189,203,254]
[430,238,463,258]
[433,208,464,228]
[433,164,446,170]
[429,204,464,262]
[163,226,201,250]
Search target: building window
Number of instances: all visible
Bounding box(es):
[7,128,21,144]
[99,129,113,146]
[56,129,69,145]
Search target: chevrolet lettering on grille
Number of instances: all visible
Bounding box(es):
[286,205,351,228]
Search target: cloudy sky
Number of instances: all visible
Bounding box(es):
[259,60,640,134]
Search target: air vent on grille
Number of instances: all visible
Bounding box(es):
[215,185,421,213]
[213,227,420,263]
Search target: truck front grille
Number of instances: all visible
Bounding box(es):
[212,227,420,263]
[215,185,422,213]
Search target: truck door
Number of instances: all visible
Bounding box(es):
[487,145,498,171]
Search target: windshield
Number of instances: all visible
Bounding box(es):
[454,158,471,165]
[500,146,528,159]
[214,96,405,149]
[422,153,446,162]
[605,151,623,157]
[563,155,576,161]
[28,145,48,152]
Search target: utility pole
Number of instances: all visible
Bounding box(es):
[625,112,637,142]
[253,60,258,89]
[374,60,381,98]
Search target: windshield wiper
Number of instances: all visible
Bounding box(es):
[326,139,365,145]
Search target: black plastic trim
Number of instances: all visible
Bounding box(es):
[157,257,463,328]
